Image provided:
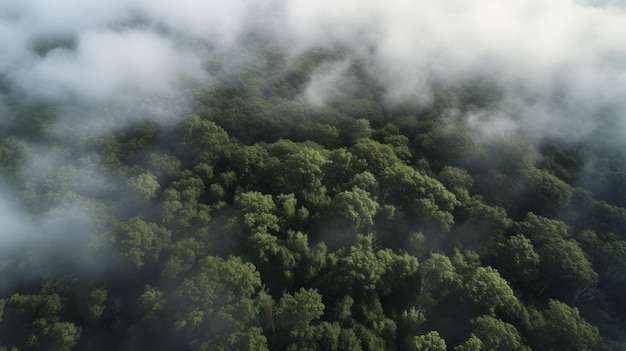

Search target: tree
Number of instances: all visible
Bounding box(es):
[453,335,483,351]
[276,193,298,224]
[276,288,325,335]
[333,235,387,295]
[125,172,160,202]
[332,235,418,298]
[233,191,279,235]
[266,144,331,210]
[343,119,373,144]
[0,292,81,351]
[323,148,366,190]
[350,139,399,176]
[383,134,412,162]
[139,285,166,327]
[113,217,171,270]
[409,331,447,351]
[161,237,207,278]
[280,145,328,190]
[247,232,281,264]
[381,163,458,230]
[343,171,378,195]
[516,213,597,294]
[172,256,266,350]
[533,300,604,351]
[515,169,573,216]
[490,234,540,285]
[470,315,530,351]
[328,187,379,232]
[437,166,473,204]
[156,176,210,239]
[142,152,181,181]
[230,143,270,184]
[595,239,626,289]
[463,267,517,315]
[87,288,107,321]
[414,118,482,170]
[457,196,512,248]
[307,123,341,148]
[419,253,458,299]
[28,319,82,351]
[175,113,231,162]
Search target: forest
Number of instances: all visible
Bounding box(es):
[1,37,625,350]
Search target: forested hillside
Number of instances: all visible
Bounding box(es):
[1,42,626,350]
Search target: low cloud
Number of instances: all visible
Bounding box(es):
[276,0,626,144]
[11,29,203,102]
[2,0,625,134]
[0,183,33,249]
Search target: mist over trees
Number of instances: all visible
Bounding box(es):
[2,0,626,350]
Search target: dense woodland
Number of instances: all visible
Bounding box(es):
[1,45,626,350]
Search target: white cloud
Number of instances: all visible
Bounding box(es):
[12,29,202,101]
[0,184,32,249]
[0,0,625,139]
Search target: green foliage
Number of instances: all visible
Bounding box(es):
[533,300,604,351]
[491,234,540,284]
[88,289,107,320]
[328,187,379,231]
[343,119,373,143]
[333,235,419,297]
[1,47,625,350]
[113,217,172,269]
[380,163,458,230]
[410,331,447,351]
[277,288,325,334]
[350,138,399,175]
[176,113,231,161]
[234,191,280,235]
[126,172,160,202]
[437,166,473,201]
[171,256,266,349]
[279,146,330,208]
[516,213,598,293]
[453,335,483,351]
[28,319,82,351]
[344,171,378,194]
[463,267,517,314]
[162,237,207,278]
[419,253,458,299]
[139,285,165,324]
[515,169,574,216]
[470,315,529,351]
[143,152,181,180]
[0,292,82,351]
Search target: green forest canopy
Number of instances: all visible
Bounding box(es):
[1,47,626,350]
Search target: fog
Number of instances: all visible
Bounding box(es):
[2,0,624,140]
[0,179,117,294]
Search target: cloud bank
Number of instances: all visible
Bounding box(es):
[2,0,624,140]
[278,0,626,141]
